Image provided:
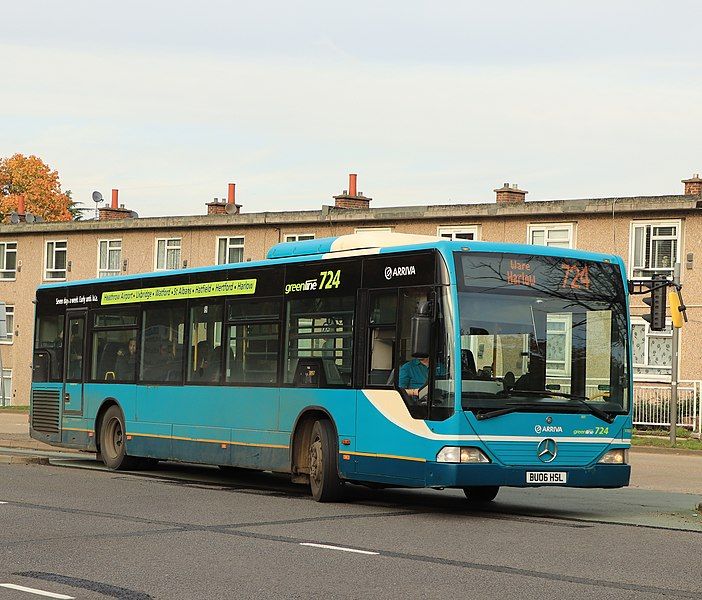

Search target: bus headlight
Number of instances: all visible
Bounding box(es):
[436,446,491,463]
[598,448,629,464]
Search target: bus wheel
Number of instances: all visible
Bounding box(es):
[308,420,343,502]
[462,486,500,503]
[100,405,139,470]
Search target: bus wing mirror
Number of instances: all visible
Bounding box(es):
[410,314,432,358]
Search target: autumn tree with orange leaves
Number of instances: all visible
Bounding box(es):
[0,154,74,222]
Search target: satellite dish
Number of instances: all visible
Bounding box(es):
[34,215,44,223]
[128,211,139,219]
[225,203,238,215]
[25,213,35,224]
[92,191,103,204]
[9,212,19,224]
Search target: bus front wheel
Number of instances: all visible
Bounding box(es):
[463,486,500,503]
[308,420,343,502]
[100,405,140,470]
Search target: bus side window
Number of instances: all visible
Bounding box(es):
[366,291,397,386]
[187,303,224,384]
[90,310,138,383]
[225,299,281,385]
[285,296,354,388]
[33,311,64,382]
[140,304,186,383]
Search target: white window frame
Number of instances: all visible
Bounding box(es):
[527,223,575,248]
[0,305,13,344]
[1,368,11,405]
[0,241,17,281]
[545,313,572,377]
[284,233,316,243]
[97,239,122,278]
[437,226,480,241]
[631,316,673,383]
[216,236,245,265]
[155,238,182,271]
[628,220,682,280]
[355,227,393,233]
[44,240,67,281]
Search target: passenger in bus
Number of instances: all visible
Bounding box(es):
[115,338,137,380]
[193,341,215,381]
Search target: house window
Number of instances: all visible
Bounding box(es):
[631,317,672,381]
[216,237,244,265]
[355,227,393,233]
[155,238,181,270]
[284,234,316,243]
[528,224,574,248]
[1,369,10,404]
[437,226,480,241]
[630,221,680,278]
[45,240,67,280]
[0,242,17,280]
[98,240,122,277]
[1,305,13,343]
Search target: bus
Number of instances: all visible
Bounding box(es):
[30,232,632,502]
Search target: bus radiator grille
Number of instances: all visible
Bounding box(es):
[31,389,60,433]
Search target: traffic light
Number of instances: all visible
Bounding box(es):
[643,274,667,331]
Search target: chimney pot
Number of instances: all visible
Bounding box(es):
[228,183,236,204]
[111,189,119,209]
[17,194,26,215]
[349,173,357,197]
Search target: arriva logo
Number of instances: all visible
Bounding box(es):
[534,424,563,434]
[384,265,416,280]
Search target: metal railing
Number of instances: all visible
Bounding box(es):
[633,381,702,433]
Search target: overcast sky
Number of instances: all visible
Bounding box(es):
[2,1,702,217]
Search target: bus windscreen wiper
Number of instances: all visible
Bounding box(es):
[504,389,615,423]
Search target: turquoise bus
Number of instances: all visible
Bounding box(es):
[30,233,632,502]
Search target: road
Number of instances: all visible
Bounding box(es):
[0,455,700,600]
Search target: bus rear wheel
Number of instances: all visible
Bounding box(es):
[308,420,343,502]
[463,486,500,503]
[100,405,140,470]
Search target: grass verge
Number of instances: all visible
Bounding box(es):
[632,435,702,451]
[0,405,29,413]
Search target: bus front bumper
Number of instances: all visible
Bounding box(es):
[426,462,631,489]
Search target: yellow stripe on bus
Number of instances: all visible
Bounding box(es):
[61,428,288,449]
[341,450,426,463]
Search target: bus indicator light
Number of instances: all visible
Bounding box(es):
[341,439,351,446]
[342,454,351,461]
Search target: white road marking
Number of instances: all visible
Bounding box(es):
[0,584,74,599]
[0,502,7,504]
[299,542,379,555]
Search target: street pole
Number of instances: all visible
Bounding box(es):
[669,263,681,446]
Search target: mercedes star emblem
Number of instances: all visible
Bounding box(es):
[537,438,558,463]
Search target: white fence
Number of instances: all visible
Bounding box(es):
[633,380,702,432]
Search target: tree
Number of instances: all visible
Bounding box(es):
[0,153,73,222]
[65,190,90,221]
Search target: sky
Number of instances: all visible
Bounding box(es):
[2,1,702,217]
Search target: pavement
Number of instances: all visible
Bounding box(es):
[1,411,701,494]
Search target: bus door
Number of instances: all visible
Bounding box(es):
[63,309,87,415]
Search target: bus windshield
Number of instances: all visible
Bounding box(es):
[455,252,629,416]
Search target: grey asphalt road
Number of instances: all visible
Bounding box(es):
[0,459,700,600]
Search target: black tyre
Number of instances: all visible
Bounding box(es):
[99,405,140,470]
[463,486,500,503]
[308,420,343,502]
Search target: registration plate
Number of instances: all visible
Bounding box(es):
[526,471,567,484]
